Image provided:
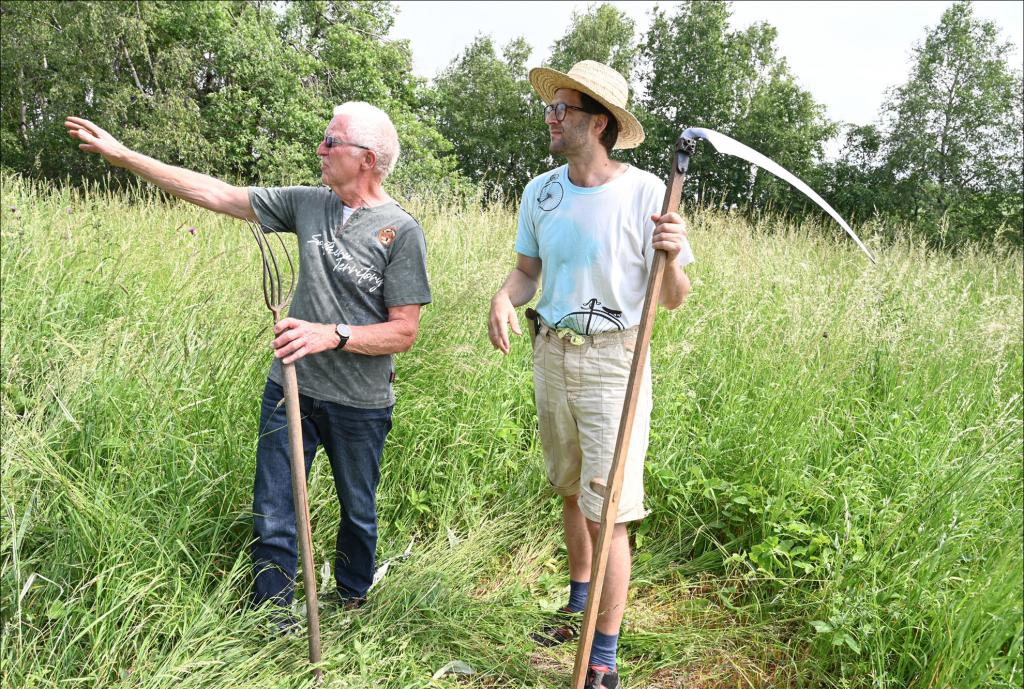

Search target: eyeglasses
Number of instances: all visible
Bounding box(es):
[323,135,370,151]
[544,103,588,122]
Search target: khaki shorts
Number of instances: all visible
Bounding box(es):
[532,323,651,523]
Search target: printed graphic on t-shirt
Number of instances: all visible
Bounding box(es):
[307,233,384,292]
[377,226,397,247]
[555,298,625,334]
[537,174,564,211]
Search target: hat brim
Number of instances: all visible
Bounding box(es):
[529,67,645,150]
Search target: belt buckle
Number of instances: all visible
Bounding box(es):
[555,327,585,346]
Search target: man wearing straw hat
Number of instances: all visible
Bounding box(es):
[488,61,693,688]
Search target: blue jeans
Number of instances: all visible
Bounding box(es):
[251,378,393,608]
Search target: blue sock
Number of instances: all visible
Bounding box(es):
[589,629,618,670]
[567,580,589,612]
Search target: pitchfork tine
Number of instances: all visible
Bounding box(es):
[247,221,295,320]
[248,223,272,311]
[271,229,296,305]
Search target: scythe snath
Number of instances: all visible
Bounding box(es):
[570,128,875,689]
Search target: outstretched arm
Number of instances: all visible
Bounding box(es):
[65,116,255,221]
[488,253,542,355]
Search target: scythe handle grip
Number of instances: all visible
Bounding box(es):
[649,136,693,275]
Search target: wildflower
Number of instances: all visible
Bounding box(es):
[188,226,198,236]
[66,207,72,214]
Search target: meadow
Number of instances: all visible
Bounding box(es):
[1,173,1021,688]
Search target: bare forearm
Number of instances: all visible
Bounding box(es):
[344,320,419,355]
[65,117,253,220]
[495,267,539,308]
[119,150,254,220]
[273,306,422,364]
[659,261,691,310]
[488,254,540,354]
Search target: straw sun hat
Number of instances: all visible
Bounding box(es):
[528,60,644,149]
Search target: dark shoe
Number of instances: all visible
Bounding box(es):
[530,605,582,647]
[584,666,620,689]
[319,589,367,612]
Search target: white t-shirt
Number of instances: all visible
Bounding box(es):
[515,164,695,334]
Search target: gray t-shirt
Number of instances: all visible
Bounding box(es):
[249,186,431,409]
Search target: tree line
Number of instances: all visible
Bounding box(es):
[2,0,1021,247]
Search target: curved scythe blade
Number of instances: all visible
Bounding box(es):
[683,126,877,264]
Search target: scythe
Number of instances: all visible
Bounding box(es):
[570,127,875,689]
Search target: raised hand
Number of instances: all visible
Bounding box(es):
[64,117,132,166]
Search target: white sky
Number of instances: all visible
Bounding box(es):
[389,0,1024,128]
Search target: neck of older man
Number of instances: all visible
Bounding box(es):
[564,141,627,189]
[331,172,392,210]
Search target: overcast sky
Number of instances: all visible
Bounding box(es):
[389,1,1023,129]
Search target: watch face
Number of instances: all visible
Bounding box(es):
[335,323,351,350]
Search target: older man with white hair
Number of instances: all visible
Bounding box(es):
[66,102,432,625]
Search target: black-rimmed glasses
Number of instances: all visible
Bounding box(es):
[543,103,588,122]
[323,135,371,150]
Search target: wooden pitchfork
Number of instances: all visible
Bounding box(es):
[248,221,323,683]
[570,136,696,689]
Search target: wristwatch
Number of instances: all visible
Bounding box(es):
[335,323,351,350]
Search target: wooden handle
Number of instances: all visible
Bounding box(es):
[570,137,693,689]
[282,362,323,682]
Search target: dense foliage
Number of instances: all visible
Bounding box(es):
[0,0,464,195]
[428,36,548,201]
[632,1,836,213]
[823,2,1024,246]
[2,0,1020,244]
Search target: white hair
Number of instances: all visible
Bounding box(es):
[332,102,400,178]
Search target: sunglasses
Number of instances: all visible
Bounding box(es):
[323,135,371,150]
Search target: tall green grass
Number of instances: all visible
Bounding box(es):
[2,173,1021,688]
